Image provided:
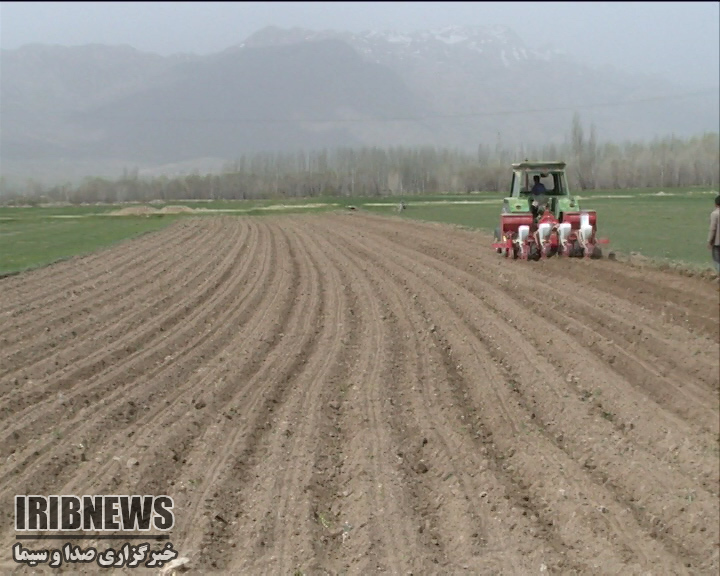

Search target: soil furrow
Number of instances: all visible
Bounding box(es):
[338,215,719,568]
[0,221,223,382]
[0,219,248,441]
[0,219,199,315]
[0,218,252,485]
[311,218,572,574]
[286,221,414,575]
[352,213,718,341]
[168,221,328,571]
[344,214,719,477]
[240,222,352,575]
[330,217,700,573]
[0,213,715,575]
[56,221,291,500]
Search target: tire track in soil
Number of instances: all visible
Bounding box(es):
[0,218,254,493]
[483,262,718,389]
[4,216,338,572]
[323,219,585,573]
[0,221,217,382]
[356,213,718,358]
[369,218,719,391]
[2,216,262,564]
[0,219,201,329]
[411,263,717,569]
[307,217,572,574]
[330,215,706,573]
[553,260,719,337]
[0,219,226,400]
[293,229,394,575]
[468,275,720,496]
[348,233,660,572]
[0,231,158,312]
[150,223,302,552]
[474,253,720,397]
[391,215,717,569]
[0,219,272,568]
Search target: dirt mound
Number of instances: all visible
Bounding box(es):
[110,205,158,216]
[157,205,196,214]
[0,213,717,575]
[109,205,198,216]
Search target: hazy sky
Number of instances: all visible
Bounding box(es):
[1,2,718,87]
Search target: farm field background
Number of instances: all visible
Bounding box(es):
[0,211,717,574]
[0,186,717,276]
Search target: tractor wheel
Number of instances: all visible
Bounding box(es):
[494,227,503,254]
[570,240,584,258]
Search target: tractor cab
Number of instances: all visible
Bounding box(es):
[504,161,580,222]
[493,160,607,260]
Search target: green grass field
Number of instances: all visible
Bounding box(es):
[572,193,714,266]
[1,187,717,276]
[0,212,179,276]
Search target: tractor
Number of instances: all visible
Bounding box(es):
[492,161,609,260]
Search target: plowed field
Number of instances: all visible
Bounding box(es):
[1,213,718,575]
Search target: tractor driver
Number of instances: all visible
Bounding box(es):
[530,175,547,220]
[531,175,547,195]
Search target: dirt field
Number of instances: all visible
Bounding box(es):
[1,212,718,575]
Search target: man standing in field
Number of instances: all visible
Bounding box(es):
[709,194,720,280]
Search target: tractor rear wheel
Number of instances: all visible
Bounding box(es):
[570,240,584,258]
[494,227,503,254]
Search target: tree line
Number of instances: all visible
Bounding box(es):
[1,117,717,205]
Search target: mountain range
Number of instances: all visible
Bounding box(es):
[1,25,718,184]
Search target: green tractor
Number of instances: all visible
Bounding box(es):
[492,161,608,260]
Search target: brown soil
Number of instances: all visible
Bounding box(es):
[1,213,718,575]
[157,206,196,214]
[110,206,160,216]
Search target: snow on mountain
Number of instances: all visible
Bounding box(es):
[239,25,563,67]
